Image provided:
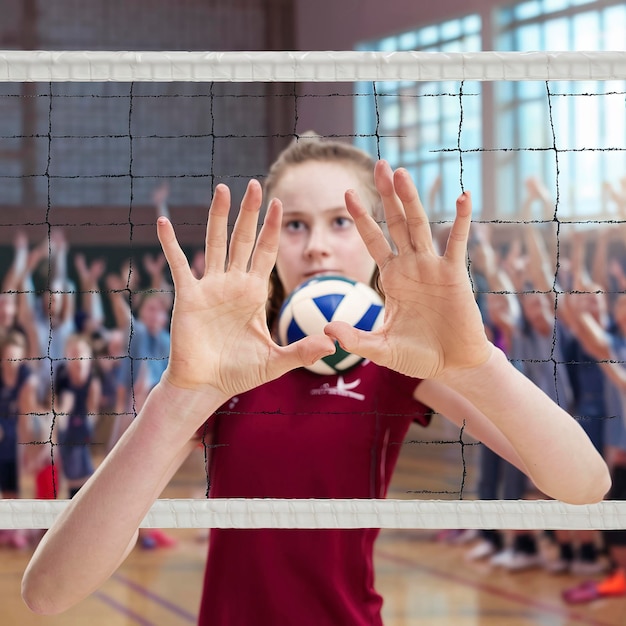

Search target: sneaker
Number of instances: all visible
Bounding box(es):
[544,558,572,575]
[490,548,513,567]
[562,569,626,604]
[140,534,157,550]
[570,558,610,577]
[491,549,543,572]
[466,540,497,561]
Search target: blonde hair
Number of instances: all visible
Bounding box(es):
[264,132,382,219]
[64,333,93,357]
[0,329,27,356]
[264,133,384,332]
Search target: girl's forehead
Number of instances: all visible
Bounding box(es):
[278,160,362,189]
[66,340,91,355]
[274,161,367,210]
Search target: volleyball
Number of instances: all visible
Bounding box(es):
[278,275,384,375]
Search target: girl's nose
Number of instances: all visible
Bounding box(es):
[304,227,331,259]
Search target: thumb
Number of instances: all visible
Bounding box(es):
[324,321,383,363]
[273,334,337,375]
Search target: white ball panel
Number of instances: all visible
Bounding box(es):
[277,275,385,374]
[292,278,353,302]
[332,290,379,326]
[291,298,333,334]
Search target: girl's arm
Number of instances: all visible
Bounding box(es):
[469,224,521,342]
[50,229,76,326]
[22,381,215,614]
[590,225,612,293]
[105,271,132,332]
[417,349,607,505]
[23,180,336,615]
[328,161,610,506]
[143,252,174,312]
[2,231,29,293]
[74,255,106,331]
[565,307,626,393]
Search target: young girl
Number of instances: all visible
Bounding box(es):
[0,331,38,548]
[54,334,101,499]
[23,137,609,624]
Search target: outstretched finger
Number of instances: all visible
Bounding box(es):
[345,189,392,267]
[444,192,473,263]
[249,197,282,278]
[157,217,191,290]
[228,179,264,272]
[374,160,412,253]
[393,168,435,254]
[204,184,231,273]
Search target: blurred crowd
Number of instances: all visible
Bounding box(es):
[435,176,626,604]
[2,176,626,603]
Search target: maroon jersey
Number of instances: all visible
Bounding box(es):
[198,361,430,626]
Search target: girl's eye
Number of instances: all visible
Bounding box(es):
[334,216,352,229]
[285,220,307,233]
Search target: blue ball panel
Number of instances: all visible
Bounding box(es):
[312,293,346,322]
[354,303,383,331]
[286,317,307,344]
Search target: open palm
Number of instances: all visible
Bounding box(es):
[326,161,491,380]
[157,180,335,397]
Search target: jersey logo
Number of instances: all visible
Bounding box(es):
[310,376,365,401]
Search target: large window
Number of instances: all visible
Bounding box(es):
[355,16,482,219]
[495,0,626,219]
[355,1,626,221]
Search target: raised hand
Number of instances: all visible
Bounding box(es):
[75,254,106,287]
[157,180,335,396]
[151,181,170,218]
[325,160,492,380]
[142,252,167,280]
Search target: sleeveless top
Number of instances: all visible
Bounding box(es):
[198,361,430,626]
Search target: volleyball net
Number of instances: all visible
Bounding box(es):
[1,50,626,530]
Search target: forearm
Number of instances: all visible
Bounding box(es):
[438,346,610,505]
[22,379,225,614]
[82,283,105,328]
[108,291,132,330]
[590,230,609,291]
[599,360,626,393]
[3,242,28,292]
[523,225,555,293]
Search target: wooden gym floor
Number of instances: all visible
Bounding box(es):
[2,416,626,625]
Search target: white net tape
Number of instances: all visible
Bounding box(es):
[0,50,625,82]
[1,50,625,530]
[4,499,626,530]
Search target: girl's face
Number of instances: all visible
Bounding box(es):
[139,296,168,336]
[521,292,553,336]
[1,343,24,380]
[66,339,92,383]
[272,161,377,295]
